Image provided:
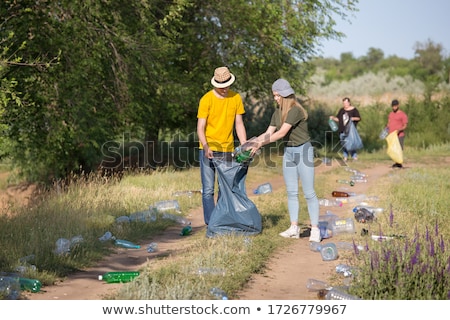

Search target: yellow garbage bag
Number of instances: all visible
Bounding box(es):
[386,130,403,164]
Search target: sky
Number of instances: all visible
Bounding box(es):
[319,0,450,59]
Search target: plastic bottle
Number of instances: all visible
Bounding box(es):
[318,221,332,239]
[336,179,355,186]
[99,231,114,242]
[54,238,71,255]
[318,198,343,207]
[0,275,20,299]
[161,213,191,225]
[253,182,272,194]
[129,210,157,222]
[335,194,368,204]
[350,175,368,183]
[325,287,361,300]
[197,268,226,276]
[209,287,228,300]
[335,264,354,277]
[331,190,356,197]
[331,218,355,234]
[379,127,389,140]
[98,271,140,283]
[114,239,141,249]
[19,277,42,293]
[306,278,331,291]
[353,205,384,215]
[116,215,131,223]
[154,200,181,213]
[146,242,158,253]
[320,243,339,261]
[180,225,192,236]
[309,242,322,252]
[328,118,338,132]
[172,190,202,197]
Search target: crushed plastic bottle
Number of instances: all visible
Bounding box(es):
[335,264,354,277]
[146,242,158,253]
[209,287,228,300]
[0,275,20,300]
[54,238,71,255]
[318,198,343,207]
[99,231,114,242]
[320,243,339,261]
[115,215,131,223]
[253,182,272,195]
[350,175,368,183]
[379,127,389,140]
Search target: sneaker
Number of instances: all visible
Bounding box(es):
[343,157,348,162]
[309,227,321,242]
[279,225,299,239]
[353,156,358,161]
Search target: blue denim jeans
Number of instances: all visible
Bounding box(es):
[282,142,319,226]
[199,150,247,225]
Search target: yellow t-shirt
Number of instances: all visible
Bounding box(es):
[197,90,245,152]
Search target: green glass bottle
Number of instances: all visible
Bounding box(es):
[19,277,42,293]
[235,150,252,163]
[98,271,140,283]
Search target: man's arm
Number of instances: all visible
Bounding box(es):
[235,114,247,145]
[197,118,213,158]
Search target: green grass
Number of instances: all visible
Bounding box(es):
[0,144,449,300]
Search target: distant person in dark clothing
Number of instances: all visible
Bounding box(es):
[329,97,361,161]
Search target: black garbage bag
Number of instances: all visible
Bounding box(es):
[206,154,262,238]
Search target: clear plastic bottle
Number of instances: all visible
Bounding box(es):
[0,275,20,299]
[209,287,228,300]
[180,225,192,236]
[353,205,384,215]
[146,242,158,253]
[336,179,355,186]
[350,175,368,183]
[325,287,361,300]
[129,210,156,222]
[161,213,191,225]
[253,182,272,194]
[154,200,181,213]
[320,243,339,261]
[379,127,389,140]
[306,278,331,291]
[98,271,140,283]
[99,231,114,242]
[197,268,226,276]
[318,198,343,207]
[309,242,322,252]
[331,218,355,235]
[54,238,71,255]
[114,239,141,249]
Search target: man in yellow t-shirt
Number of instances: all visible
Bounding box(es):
[197,66,247,225]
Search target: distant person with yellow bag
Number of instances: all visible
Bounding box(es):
[386,99,408,168]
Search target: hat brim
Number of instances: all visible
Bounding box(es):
[211,74,235,88]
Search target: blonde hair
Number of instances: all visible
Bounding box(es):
[279,94,308,123]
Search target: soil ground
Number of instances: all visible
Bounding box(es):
[4,160,396,300]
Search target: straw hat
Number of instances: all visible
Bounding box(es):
[211,66,236,88]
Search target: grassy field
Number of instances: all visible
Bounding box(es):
[1,143,449,300]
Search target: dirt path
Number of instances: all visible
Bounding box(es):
[19,160,394,300]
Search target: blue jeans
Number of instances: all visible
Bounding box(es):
[282,142,319,226]
[340,133,357,159]
[199,150,247,225]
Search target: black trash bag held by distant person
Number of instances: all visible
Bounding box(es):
[206,154,262,238]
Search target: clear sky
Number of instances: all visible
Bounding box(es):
[319,0,450,59]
